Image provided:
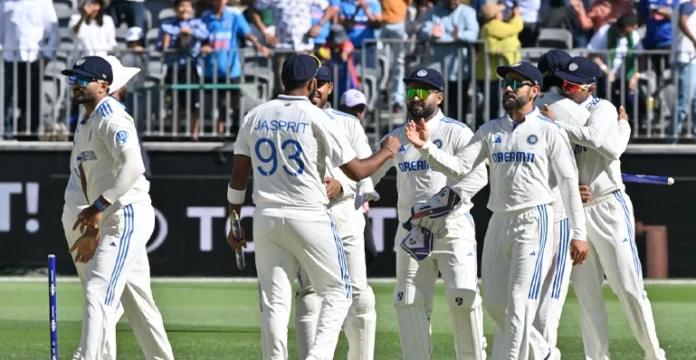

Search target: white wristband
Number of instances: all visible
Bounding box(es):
[227,185,246,204]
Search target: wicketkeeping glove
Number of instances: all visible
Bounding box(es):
[400,226,435,261]
[403,186,461,237]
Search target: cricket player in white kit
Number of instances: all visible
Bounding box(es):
[368,67,489,360]
[405,62,589,360]
[550,57,666,360]
[294,65,379,360]
[225,54,401,360]
[63,56,174,360]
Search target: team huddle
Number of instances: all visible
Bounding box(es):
[59,48,663,359]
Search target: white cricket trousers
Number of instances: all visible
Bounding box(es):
[295,199,375,360]
[69,201,174,360]
[482,205,556,360]
[570,190,665,360]
[534,217,572,348]
[393,211,484,360]
[254,205,352,360]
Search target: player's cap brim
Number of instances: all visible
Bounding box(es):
[61,68,100,79]
[496,66,536,83]
[554,70,595,84]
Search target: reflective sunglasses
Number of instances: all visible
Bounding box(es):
[406,88,438,100]
[562,80,593,93]
[500,78,533,90]
[68,76,98,87]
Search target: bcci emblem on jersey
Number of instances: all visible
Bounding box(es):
[115,130,129,144]
[527,134,538,145]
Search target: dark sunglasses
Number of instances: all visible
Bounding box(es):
[501,78,534,90]
[68,76,99,87]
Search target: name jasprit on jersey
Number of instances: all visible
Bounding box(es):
[253,119,310,133]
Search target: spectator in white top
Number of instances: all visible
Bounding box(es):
[0,0,59,139]
[69,0,117,59]
[107,0,147,31]
[339,88,369,121]
[669,0,696,143]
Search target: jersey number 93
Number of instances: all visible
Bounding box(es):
[254,137,304,177]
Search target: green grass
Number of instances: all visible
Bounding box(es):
[1,281,695,359]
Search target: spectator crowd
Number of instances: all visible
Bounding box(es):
[2,0,696,142]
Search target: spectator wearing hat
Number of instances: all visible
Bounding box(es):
[201,0,269,136]
[157,0,209,140]
[340,0,383,69]
[339,89,369,121]
[420,0,479,119]
[69,0,117,59]
[475,3,523,122]
[1,0,59,139]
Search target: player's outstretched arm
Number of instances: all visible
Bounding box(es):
[406,118,487,179]
[549,129,589,264]
[340,136,401,181]
[559,101,618,150]
[594,106,631,160]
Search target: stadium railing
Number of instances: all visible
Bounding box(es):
[0,45,688,143]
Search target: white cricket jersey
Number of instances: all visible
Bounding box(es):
[535,90,591,223]
[418,108,587,241]
[559,96,628,200]
[70,96,150,212]
[322,107,374,207]
[234,95,357,208]
[370,110,488,223]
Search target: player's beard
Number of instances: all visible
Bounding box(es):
[408,100,437,120]
[72,88,93,104]
[312,89,327,108]
[502,88,531,113]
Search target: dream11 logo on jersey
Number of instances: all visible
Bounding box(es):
[184,206,400,254]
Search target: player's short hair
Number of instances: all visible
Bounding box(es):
[173,0,192,6]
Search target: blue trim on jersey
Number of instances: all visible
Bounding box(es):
[537,113,562,128]
[98,102,113,118]
[529,205,549,300]
[551,218,570,299]
[441,117,468,129]
[322,109,336,119]
[614,191,641,277]
[327,211,352,298]
[331,109,359,121]
[105,205,134,306]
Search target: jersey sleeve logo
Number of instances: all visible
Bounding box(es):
[433,139,443,148]
[115,130,130,144]
[527,134,538,145]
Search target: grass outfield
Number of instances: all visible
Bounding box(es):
[1,280,696,359]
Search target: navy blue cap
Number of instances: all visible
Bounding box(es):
[537,50,572,74]
[403,67,444,92]
[497,62,543,89]
[281,54,321,86]
[316,64,333,82]
[555,57,601,84]
[61,56,113,84]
